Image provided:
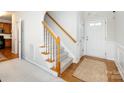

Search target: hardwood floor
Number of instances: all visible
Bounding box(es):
[61,56,123,82]
[0,48,18,62]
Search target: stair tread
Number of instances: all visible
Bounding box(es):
[61,57,73,67]
[40,44,73,74]
[60,57,73,73]
[60,52,68,62]
[61,51,68,57]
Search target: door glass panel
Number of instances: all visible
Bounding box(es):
[89,22,102,26]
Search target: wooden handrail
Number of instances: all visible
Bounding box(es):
[42,21,57,39]
[46,12,77,43]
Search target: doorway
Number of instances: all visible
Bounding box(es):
[85,19,106,58]
[0,12,18,62]
[0,12,22,62]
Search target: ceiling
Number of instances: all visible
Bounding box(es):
[0,12,12,21]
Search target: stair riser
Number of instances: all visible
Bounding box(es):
[40,44,73,75]
[60,50,64,54]
[40,45,64,54]
[60,55,68,62]
[61,60,72,73]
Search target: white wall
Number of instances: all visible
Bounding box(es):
[45,11,79,62]
[14,11,47,66]
[0,19,11,23]
[115,12,124,46]
[114,12,124,79]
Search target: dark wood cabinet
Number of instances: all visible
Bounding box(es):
[3,23,11,34]
[0,23,11,34]
[5,39,11,48]
[0,23,12,48]
[0,23,4,29]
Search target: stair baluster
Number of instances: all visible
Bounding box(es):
[45,28,47,54]
[52,36,54,62]
[50,35,52,62]
[54,39,56,68]
[47,33,50,61]
[42,21,61,76]
[44,25,45,47]
[51,36,53,62]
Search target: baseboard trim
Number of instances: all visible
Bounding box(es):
[23,56,58,77]
[114,43,124,80]
[114,60,124,80]
[73,58,80,63]
[84,55,114,62]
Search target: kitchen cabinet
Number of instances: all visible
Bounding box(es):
[3,23,11,34]
[0,23,4,29]
[0,23,11,34]
[5,39,11,48]
[0,23,12,48]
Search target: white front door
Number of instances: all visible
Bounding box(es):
[86,20,106,58]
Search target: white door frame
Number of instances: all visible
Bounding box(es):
[17,18,22,60]
[78,23,85,58]
[84,18,107,58]
[12,14,22,60]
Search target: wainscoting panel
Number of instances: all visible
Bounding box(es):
[115,43,124,80]
[106,41,116,60]
[29,44,35,60]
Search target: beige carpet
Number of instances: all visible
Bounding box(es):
[0,53,7,61]
[73,58,108,82]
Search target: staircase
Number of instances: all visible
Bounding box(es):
[60,46,73,73]
[41,21,73,76]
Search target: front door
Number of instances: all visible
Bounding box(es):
[86,20,106,58]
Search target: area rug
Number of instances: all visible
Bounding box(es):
[73,58,108,82]
[0,53,7,61]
